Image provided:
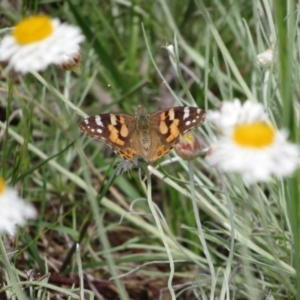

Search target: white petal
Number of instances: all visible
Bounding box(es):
[0,186,37,236]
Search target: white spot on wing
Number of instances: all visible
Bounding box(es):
[85,119,89,124]
[95,115,103,127]
[91,129,95,132]
[197,108,201,114]
[186,120,191,126]
[183,107,190,119]
[97,128,102,133]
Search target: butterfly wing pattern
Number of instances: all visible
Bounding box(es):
[80,106,206,163]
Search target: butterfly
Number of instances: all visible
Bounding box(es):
[80,106,206,163]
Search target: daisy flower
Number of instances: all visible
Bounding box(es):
[0,15,84,73]
[0,178,37,236]
[206,100,299,184]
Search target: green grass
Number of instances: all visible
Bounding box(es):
[0,0,299,299]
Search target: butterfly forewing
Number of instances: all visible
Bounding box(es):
[150,106,206,146]
[80,113,136,150]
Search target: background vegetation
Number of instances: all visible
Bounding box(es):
[0,0,299,299]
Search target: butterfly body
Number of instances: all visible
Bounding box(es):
[80,106,205,162]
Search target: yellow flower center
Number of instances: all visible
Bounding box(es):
[13,16,53,45]
[0,178,6,194]
[233,122,275,148]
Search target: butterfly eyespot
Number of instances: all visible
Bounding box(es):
[157,151,162,156]
[163,146,168,151]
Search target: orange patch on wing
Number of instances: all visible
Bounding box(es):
[108,124,125,146]
[166,119,180,143]
[119,116,126,124]
[160,112,167,121]
[160,108,175,121]
[120,124,129,137]
[151,145,173,161]
[116,148,137,160]
[159,121,168,134]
